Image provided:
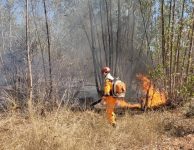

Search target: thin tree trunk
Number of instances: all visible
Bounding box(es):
[180,30,190,85]
[169,0,176,97]
[115,0,120,76]
[88,0,101,92]
[31,1,47,90]
[131,3,135,60]
[186,8,194,82]
[160,0,166,70]
[0,11,5,76]
[26,0,33,113]
[174,0,185,74]
[166,0,172,78]
[91,5,103,88]
[9,6,12,52]
[110,0,114,71]
[105,0,111,68]
[129,3,136,85]
[138,0,151,57]
[100,0,108,66]
[43,0,52,100]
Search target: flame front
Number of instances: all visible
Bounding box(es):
[136,74,167,108]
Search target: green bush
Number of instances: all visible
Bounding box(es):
[180,75,194,98]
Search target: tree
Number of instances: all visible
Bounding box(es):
[86,0,154,96]
[43,0,53,100]
[26,0,33,113]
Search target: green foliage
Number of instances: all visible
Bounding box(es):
[180,75,194,98]
[187,75,194,97]
[148,64,165,80]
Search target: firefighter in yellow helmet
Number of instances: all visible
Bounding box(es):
[101,67,141,127]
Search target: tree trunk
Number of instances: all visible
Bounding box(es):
[43,0,53,100]
[160,0,166,70]
[174,0,185,74]
[186,8,194,82]
[114,0,120,76]
[105,0,112,68]
[31,1,47,95]
[100,0,108,66]
[88,0,101,93]
[169,0,176,97]
[166,0,172,78]
[26,0,33,113]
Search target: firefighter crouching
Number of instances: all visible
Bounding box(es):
[101,67,141,127]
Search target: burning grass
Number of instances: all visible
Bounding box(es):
[136,74,168,108]
[0,108,189,150]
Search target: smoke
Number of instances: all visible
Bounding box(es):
[86,0,153,98]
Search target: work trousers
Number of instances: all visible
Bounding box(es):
[102,96,141,125]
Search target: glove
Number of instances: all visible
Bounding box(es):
[104,93,110,96]
[101,96,107,105]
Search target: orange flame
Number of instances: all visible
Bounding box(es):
[136,74,167,108]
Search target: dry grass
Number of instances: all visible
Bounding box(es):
[0,108,192,150]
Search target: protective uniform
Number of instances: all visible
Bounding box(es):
[101,67,141,126]
[102,73,117,125]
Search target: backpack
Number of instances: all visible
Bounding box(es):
[112,78,126,98]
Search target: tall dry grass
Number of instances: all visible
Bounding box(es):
[0,108,176,150]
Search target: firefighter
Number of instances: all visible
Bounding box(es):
[101,67,141,127]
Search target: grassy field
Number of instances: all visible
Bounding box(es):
[0,107,194,150]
